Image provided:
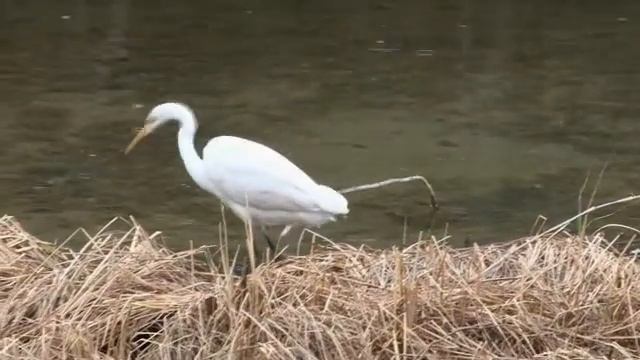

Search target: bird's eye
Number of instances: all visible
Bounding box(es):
[132,127,143,134]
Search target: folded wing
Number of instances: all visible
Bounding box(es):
[202,136,347,215]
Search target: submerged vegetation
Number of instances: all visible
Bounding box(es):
[2,203,640,359]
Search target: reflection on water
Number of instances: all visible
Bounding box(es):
[2,0,640,249]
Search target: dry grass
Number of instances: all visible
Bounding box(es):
[2,214,640,359]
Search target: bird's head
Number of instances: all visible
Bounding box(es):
[125,102,195,154]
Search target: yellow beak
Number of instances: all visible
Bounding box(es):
[124,125,150,154]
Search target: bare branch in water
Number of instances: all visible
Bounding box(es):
[339,175,439,210]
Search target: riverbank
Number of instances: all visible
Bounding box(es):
[1,213,639,359]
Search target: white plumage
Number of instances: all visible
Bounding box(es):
[201,135,348,226]
[125,102,348,247]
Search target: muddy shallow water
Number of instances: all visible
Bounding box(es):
[2,0,640,249]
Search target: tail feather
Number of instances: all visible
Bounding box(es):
[316,185,349,215]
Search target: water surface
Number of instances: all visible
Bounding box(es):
[2,0,640,249]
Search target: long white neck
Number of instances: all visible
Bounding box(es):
[176,112,206,186]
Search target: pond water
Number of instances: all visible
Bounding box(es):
[2,0,640,250]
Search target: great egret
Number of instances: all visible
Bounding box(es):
[124,102,349,252]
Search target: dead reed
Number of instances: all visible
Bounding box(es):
[1,212,640,359]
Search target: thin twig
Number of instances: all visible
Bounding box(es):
[339,175,439,210]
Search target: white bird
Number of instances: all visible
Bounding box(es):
[124,102,349,252]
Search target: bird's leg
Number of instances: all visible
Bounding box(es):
[261,226,277,254]
[261,226,290,263]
